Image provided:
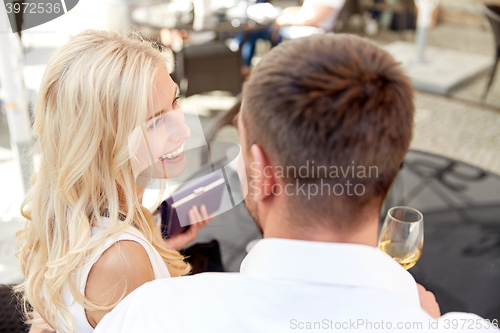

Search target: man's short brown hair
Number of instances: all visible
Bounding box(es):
[242,34,414,229]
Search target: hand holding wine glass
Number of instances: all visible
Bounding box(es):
[378,206,424,270]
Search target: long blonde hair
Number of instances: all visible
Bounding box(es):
[15,29,190,332]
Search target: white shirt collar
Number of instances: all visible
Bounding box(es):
[240,238,420,307]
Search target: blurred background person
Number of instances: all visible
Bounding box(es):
[232,0,346,75]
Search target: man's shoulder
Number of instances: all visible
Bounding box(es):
[95,272,265,333]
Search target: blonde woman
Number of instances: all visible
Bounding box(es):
[16,29,213,333]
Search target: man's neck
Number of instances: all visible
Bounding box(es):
[262,207,380,247]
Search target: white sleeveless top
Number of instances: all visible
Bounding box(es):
[57,217,171,333]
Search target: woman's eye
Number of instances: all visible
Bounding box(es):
[173,97,180,106]
[148,117,162,130]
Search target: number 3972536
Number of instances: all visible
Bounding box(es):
[5,2,62,14]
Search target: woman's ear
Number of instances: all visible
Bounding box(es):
[249,144,275,202]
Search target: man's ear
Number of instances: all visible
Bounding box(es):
[249,144,275,202]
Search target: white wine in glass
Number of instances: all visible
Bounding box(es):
[378,206,424,270]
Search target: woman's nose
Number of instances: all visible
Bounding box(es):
[168,121,191,142]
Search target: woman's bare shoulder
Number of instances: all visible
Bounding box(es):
[85,240,155,328]
[90,240,155,278]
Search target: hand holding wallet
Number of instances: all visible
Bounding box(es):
[160,172,225,239]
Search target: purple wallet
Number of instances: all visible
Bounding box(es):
[160,172,225,239]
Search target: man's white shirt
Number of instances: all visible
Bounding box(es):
[95,238,499,332]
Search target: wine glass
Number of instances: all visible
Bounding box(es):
[378,206,424,270]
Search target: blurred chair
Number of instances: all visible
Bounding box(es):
[483,5,500,101]
[182,240,225,274]
[172,41,243,97]
[0,284,29,333]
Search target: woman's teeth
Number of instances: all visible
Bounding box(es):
[161,145,184,160]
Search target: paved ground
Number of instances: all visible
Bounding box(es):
[375,24,500,175]
[1,0,500,283]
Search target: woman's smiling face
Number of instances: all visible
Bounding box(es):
[135,66,190,184]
